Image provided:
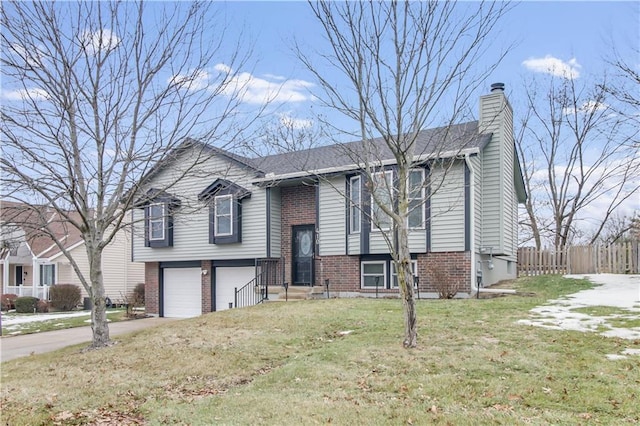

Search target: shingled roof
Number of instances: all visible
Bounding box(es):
[0,200,84,259]
[248,121,489,176]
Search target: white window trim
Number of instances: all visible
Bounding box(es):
[361,261,387,289]
[214,194,234,237]
[391,260,418,288]
[371,170,393,231]
[40,263,56,286]
[148,203,165,241]
[349,175,361,234]
[408,168,426,229]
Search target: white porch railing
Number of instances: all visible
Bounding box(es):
[4,285,50,300]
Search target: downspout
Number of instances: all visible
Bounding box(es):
[464,153,478,296]
[2,254,9,294]
[32,256,39,298]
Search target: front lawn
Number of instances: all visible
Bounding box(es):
[1,275,638,425]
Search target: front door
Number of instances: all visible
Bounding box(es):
[292,225,314,285]
[15,265,23,286]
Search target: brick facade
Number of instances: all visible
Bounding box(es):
[281,185,318,286]
[307,252,473,296]
[317,255,361,292]
[144,262,159,315]
[418,251,472,295]
[201,260,212,313]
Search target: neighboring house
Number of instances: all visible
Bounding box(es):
[132,84,527,318]
[0,201,144,303]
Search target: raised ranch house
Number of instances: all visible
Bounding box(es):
[0,201,144,303]
[133,84,526,318]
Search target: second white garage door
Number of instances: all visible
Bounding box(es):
[215,266,256,311]
[163,268,202,318]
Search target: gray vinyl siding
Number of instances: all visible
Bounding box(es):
[369,231,390,253]
[502,105,516,258]
[318,178,346,256]
[480,93,506,254]
[430,161,465,252]
[269,187,282,258]
[408,230,427,253]
[347,234,360,255]
[367,230,426,254]
[479,91,519,258]
[132,152,268,262]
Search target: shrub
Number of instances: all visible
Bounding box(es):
[133,283,145,305]
[15,296,39,313]
[429,263,458,299]
[1,293,18,311]
[49,284,82,311]
[36,299,49,313]
[123,283,146,319]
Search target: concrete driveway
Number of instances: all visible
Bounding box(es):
[1,316,176,362]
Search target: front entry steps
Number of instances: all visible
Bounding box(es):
[274,285,326,301]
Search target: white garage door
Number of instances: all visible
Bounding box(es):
[215,266,256,311]
[163,268,202,318]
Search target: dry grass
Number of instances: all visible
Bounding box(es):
[1,275,638,425]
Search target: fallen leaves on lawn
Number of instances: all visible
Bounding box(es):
[51,407,145,425]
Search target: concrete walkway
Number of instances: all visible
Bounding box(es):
[1,317,176,362]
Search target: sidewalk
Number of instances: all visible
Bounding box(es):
[1,317,176,362]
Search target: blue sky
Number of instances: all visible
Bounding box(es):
[211,1,638,131]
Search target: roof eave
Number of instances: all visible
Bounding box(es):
[252,146,481,186]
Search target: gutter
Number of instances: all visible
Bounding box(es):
[252,147,481,186]
[464,153,478,295]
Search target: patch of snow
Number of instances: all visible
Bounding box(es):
[605,354,628,360]
[518,274,640,340]
[1,311,91,326]
[622,348,640,356]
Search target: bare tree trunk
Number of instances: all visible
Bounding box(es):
[87,245,109,346]
[396,226,417,348]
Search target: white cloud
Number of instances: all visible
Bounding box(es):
[169,69,211,91]
[213,63,232,74]
[522,55,581,79]
[278,113,314,129]
[168,64,315,105]
[215,64,315,105]
[563,100,609,115]
[9,43,44,68]
[81,29,120,55]
[263,73,287,81]
[1,88,50,101]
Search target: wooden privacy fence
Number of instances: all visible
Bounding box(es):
[518,241,640,276]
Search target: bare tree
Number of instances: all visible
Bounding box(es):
[295,1,511,347]
[516,74,640,249]
[0,1,254,348]
[595,212,640,244]
[602,32,640,148]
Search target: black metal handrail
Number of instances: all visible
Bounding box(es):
[234,274,267,309]
[233,258,283,309]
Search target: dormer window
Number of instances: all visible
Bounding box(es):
[198,179,251,244]
[135,189,181,248]
[148,204,166,241]
[214,194,233,237]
